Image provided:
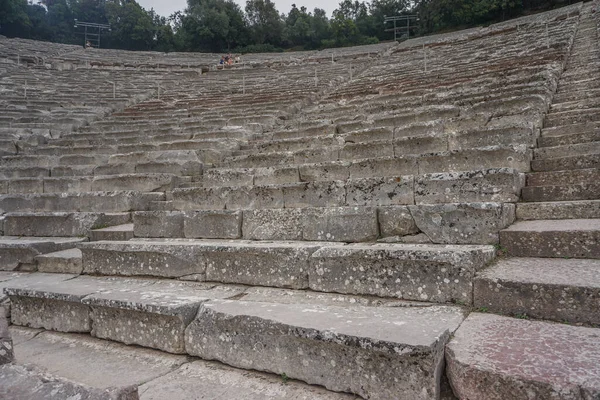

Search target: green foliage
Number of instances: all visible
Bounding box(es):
[0,0,576,53]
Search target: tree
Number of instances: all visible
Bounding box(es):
[245,0,283,45]
[177,0,247,52]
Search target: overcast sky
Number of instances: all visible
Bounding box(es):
[138,0,337,19]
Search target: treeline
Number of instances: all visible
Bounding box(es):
[0,0,575,53]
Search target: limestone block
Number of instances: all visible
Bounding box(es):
[11,327,187,393]
[8,179,43,194]
[409,203,516,244]
[184,210,241,239]
[242,208,304,241]
[299,162,351,182]
[339,141,394,160]
[378,206,419,237]
[0,364,139,400]
[202,168,253,187]
[282,181,346,208]
[80,240,207,278]
[415,168,525,204]
[170,187,228,211]
[349,156,419,179]
[133,211,185,238]
[254,166,299,186]
[346,176,414,206]
[84,282,242,354]
[0,237,86,271]
[393,135,448,156]
[185,299,464,399]
[35,249,83,274]
[302,206,379,242]
[310,243,495,303]
[204,242,320,288]
[43,177,93,193]
[474,257,600,325]
[446,314,600,400]
[4,212,130,237]
[417,146,532,174]
[226,185,285,210]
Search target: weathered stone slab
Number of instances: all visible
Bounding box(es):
[35,248,82,274]
[378,206,420,238]
[299,162,351,182]
[346,176,414,206]
[0,364,139,400]
[474,257,600,325]
[84,281,242,353]
[349,156,419,179]
[417,146,532,174]
[202,168,254,187]
[302,206,379,242]
[80,240,207,278]
[6,274,95,332]
[516,200,600,220]
[0,191,164,213]
[204,241,322,289]
[446,313,600,400]
[500,219,600,258]
[4,212,130,237]
[90,224,134,241]
[11,328,187,392]
[133,211,185,238]
[310,243,495,304]
[242,208,304,240]
[409,203,516,244]
[185,299,464,399]
[140,360,357,400]
[0,237,87,271]
[415,168,525,204]
[184,210,242,239]
[242,207,379,242]
[282,181,346,208]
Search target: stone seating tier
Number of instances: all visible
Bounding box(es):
[1,2,600,399]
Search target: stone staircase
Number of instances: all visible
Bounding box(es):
[0,2,599,399]
[446,4,600,398]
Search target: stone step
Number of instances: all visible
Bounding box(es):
[537,130,600,147]
[541,120,600,137]
[0,237,87,271]
[552,87,600,104]
[446,313,600,399]
[533,140,600,159]
[4,273,465,399]
[219,144,532,173]
[474,257,600,324]
[0,166,49,179]
[544,107,600,128]
[172,169,524,211]
[516,200,600,220]
[3,212,131,237]
[78,239,495,303]
[0,191,164,213]
[90,223,134,241]
[185,298,463,399]
[500,219,600,258]
[137,202,515,245]
[35,248,83,274]
[526,167,599,186]
[0,363,139,400]
[531,152,599,172]
[6,327,354,400]
[521,183,600,202]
